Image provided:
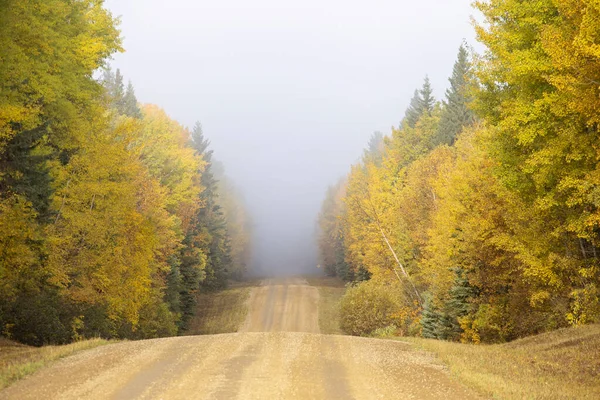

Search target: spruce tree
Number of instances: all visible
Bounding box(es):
[122,81,142,118]
[334,231,352,280]
[190,122,232,291]
[436,45,475,146]
[424,268,476,341]
[421,296,442,339]
[402,77,436,128]
[419,76,435,115]
[402,90,423,128]
[101,68,141,118]
[113,69,125,107]
[355,266,372,282]
[363,131,384,166]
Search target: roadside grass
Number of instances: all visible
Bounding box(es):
[310,274,600,399]
[306,275,346,334]
[404,324,600,400]
[0,337,110,391]
[187,281,255,335]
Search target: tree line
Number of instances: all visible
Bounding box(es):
[319,0,600,343]
[0,1,251,345]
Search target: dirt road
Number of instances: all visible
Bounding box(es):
[1,278,482,399]
[241,278,319,333]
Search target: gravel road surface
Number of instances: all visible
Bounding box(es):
[1,278,482,399]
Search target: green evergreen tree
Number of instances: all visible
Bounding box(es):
[436,45,475,146]
[334,233,352,280]
[354,265,372,282]
[190,122,232,291]
[402,90,422,128]
[122,81,142,118]
[421,295,442,339]
[363,131,384,166]
[421,268,476,341]
[403,77,435,128]
[113,69,125,110]
[420,76,435,115]
[0,124,53,220]
[101,69,141,118]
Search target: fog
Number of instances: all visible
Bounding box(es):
[105,0,477,276]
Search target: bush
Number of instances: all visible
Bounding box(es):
[340,280,408,336]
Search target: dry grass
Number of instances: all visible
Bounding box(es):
[0,337,110,391]
[306,276,347,334]
[187,282,254,335]
[307,276,600,398]
[405,324,600,400]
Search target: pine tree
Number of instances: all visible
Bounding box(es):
[436,268,477,341]
[102,69,142,118]
[113,69,125,110]
[189,122,231,292]
[436,45,475,146]
[420,76,435,115]
[122,81,142,118]
[333,230,351,280]
[421,296,441,339]
[355,266,372,282]
[403,77,435,128]
[402,90,422,128]
[363,131,384,166]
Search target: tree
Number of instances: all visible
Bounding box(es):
[0,0,122,154]
[0,0,123,344]
[134,109,205,330]
[403,90,423,128]
[101,69,142,118]
[46,116,180,336]
[420,76,435,115]
[363,132,385,166]
[189,122,231,292]
[436,44,475,146]
[214,161,252,280]
[402,77,436,129]
[473,0,600,329]
[0,1,252,344]
[318,179,349,278]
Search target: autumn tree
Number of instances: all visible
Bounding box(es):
[0,1,251,345]
[0,0,122,344]
[473,0,600,328]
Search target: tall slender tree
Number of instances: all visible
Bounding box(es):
[436,45,475,146]
[122,81,142,118]
[403,90,423,128]
[403,77,436,128]
[419,76,435,115]
[190,122,231,291]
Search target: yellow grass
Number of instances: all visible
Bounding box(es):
[308,277,599,398]
[0,337,110,390]
[306,275,346,335]
[405,324,600,400]
[187,282,254,334]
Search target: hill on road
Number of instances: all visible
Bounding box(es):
[0,277,481,399]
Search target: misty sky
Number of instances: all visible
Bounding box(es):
[104,0,479,275]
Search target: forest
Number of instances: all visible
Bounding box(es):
[0,1,252,345]
[318,0,600,343]
[2,0,600,349]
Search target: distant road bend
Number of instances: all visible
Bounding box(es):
[2,278,481,399]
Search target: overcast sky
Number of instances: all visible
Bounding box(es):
[104,0,479,275]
